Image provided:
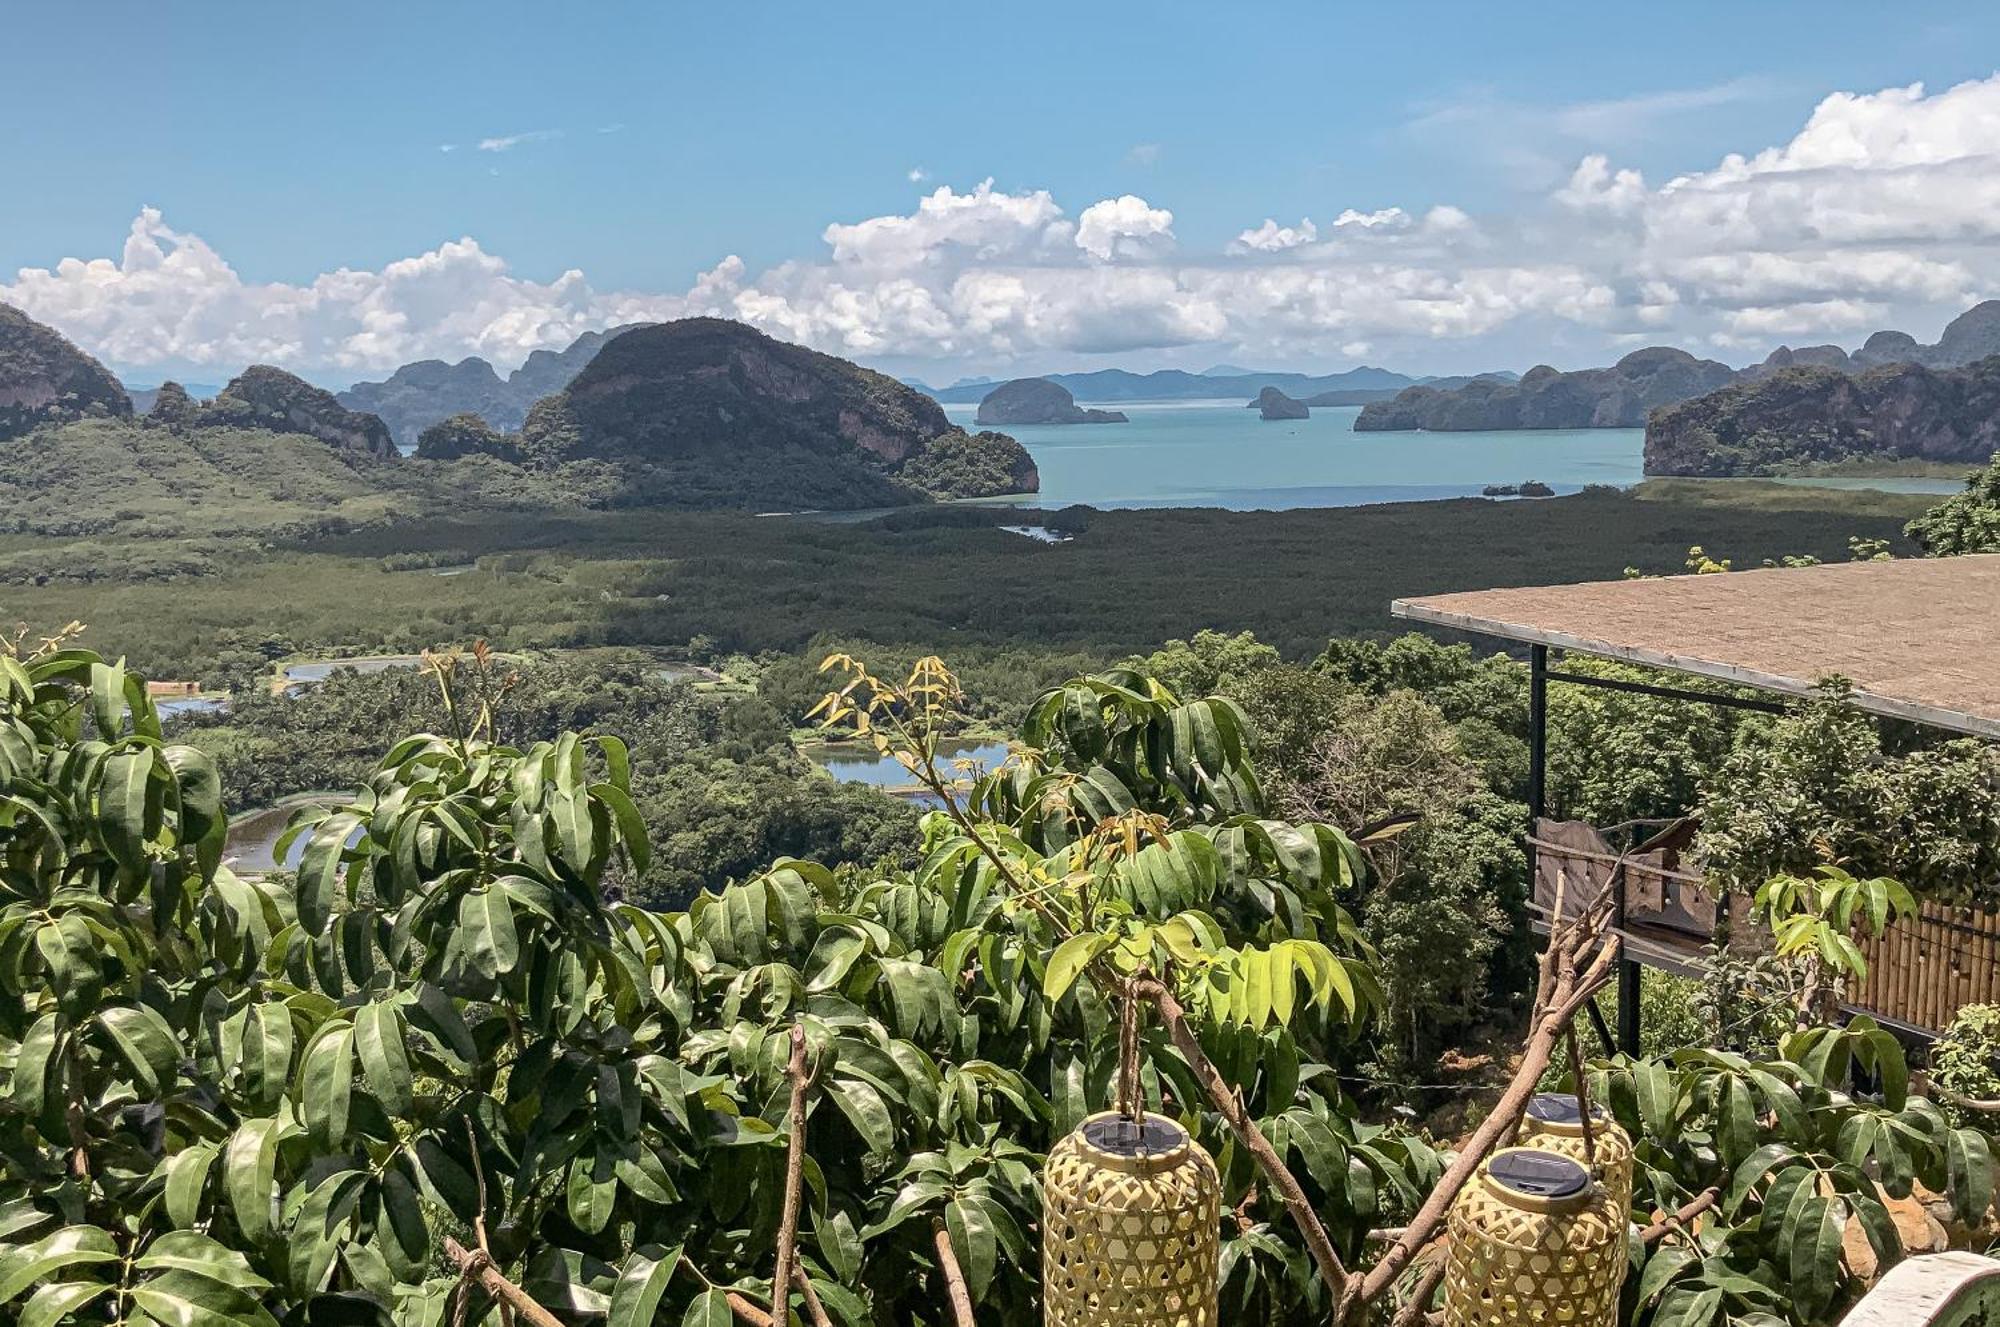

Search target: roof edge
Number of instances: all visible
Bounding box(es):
[1389,598,2000,741]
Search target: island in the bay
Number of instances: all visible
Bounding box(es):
[974,377,1127,425]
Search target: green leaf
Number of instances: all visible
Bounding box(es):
[1946,1127,1996,1225]
[299,1022,354,1149]
[568,1155,617,1235]
[592,782,650,877]
[1634,1246,1695,1305]
[20,1280,111,1327]
[242,1002,293,1111]
[460,887,520,979]
[1726,1143,1797,1212]
[608,1244,683,1327]
[682,1289,731,1327]
[97,748,154,873]
[551,789,595,873]
[825,1077,895,1158]
[8,1013,59,1118]
[96,1002,181,1097]
[1653,1285,1723,1327]
[135,1231,273,1294]
[89,659,125,740]
[131,1268,280,1327]
[224,1119,281,1244]
[296,814,358,937]
[945,1196,998,1303]
[380,1162,430,1273]
[0,1227,119,1304]
[1043,933,1108,1004]
[354,1001,413,1114]
[164,1143,220,1229]
[1788,1195,1843,1320]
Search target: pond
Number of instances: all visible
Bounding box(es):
[806,739,1011,806]
[156,695,231,719]
[281,654,429,685]
[221,798,353,873]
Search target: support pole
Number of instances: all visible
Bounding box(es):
[1617,957,1641,1056]
[1527,644,1547,890]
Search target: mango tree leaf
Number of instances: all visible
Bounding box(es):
[608,1244,683,1327]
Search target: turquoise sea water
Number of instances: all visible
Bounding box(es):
[943,401,1646,511]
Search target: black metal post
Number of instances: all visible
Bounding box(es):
[1617,956,1641,1056]
[1528,645,1547,885]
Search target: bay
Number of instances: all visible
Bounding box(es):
[944,401,1645,510]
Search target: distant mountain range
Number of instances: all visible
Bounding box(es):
[1360,300,2000,434]
[335,327,639,448]
[923,365,1428,404]
[126,383,223,413]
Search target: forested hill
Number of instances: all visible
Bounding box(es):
[0,307,1039,515]
[1357,347,1736,431]
[1357,299,2000,432]
[412,318,1037,508]
[0,301,131,438]
[1645,356,2000,476]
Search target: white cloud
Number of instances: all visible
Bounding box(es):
[19,75,2000,379]
[1073,196,1175,261]
[1231,218,1318,253]
[1126,143,1162,167]
[477,129,562,152]
[1554,155,1648,215]
[907,167,927,182]
[822,180,1067,268]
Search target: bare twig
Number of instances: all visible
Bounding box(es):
[931,1216,977,1327]
[1391,1254,1450,1327]
[1351,875,1622,1318]
[442,1237,566,1327]
[792,1268,834,1327]
[772,1024,811,1327]
[1640,1188,1720,1244]
[463,1120,512,1327]
[1566,1024,1598,1166]
[1132,978,1352,1303]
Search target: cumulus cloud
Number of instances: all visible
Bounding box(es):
[1231,218,1319,253]
[17,76,2000,378]
[1073,196,1175,261]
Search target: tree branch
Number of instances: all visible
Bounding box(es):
[1390,1254,1449,1327]
[1351,876,1622,1316]
[442,1237,566,1327]
[771,1024,810,1327]
[930,1216,977,1327]
[1132,978,1352,1304]
[793,1268,834,1327]
[1640,1188,1719,1244]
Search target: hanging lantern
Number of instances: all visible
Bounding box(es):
[1518,1092,1635,1216]
[1444,1147,1627,1327]
[1043,1111,1220,1327]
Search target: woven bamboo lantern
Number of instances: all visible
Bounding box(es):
[1518,1092,1635,1216]
[1444,1148,1627,1327]
[1042,1111,1220,1327]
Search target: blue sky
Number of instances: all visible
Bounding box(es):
[8,2,2000,382]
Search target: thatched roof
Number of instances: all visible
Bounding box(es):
[1391,554,2000,739]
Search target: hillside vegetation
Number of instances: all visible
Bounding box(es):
[1645,357,2000,476]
